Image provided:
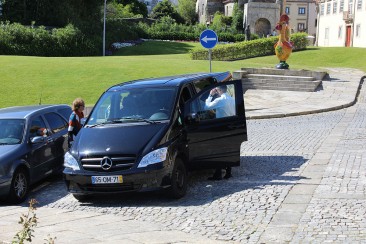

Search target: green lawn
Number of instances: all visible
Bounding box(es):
[1,41,366,108]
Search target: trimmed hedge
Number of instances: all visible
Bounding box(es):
[189,33,308,61]
[0,22,99,56]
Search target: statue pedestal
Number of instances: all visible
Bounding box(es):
[275,61,289,69]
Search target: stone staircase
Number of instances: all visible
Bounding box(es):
[233,68,327,92]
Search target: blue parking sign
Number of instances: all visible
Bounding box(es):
[200,30,218,49]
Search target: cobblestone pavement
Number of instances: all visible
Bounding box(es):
[290,98,366,243]
[24,109,351,243]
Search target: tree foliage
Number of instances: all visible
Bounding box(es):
[231,3,243,33]
[211,11,230,33]
[0,0,102,32]
[151,0,184,24]
[110,0,148,18]
[177,0,197,25]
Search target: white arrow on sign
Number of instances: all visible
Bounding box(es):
[201,36,217,43]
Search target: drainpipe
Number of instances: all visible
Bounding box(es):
[351,0,357,46]
[315,1,320,46]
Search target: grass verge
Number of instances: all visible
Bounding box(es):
[1,42,365,108]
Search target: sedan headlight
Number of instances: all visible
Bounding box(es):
[64,152,80,171]
[138,147,168,168]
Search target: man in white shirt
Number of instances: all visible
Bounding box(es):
[205,85,235,118]
[204,84,235,180]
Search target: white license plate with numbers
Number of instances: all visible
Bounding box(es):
[91,175,123,184]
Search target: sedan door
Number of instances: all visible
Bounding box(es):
[43,112,68,174]
[184,80,247,169]
[27,116,53,181]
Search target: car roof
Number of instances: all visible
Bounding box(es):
[0,105,71,119]
[107,72,231,91]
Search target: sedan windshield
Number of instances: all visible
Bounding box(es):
[87,87,177,126]
[0,119,25,145]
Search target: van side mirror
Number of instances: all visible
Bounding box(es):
[185,113,200,124]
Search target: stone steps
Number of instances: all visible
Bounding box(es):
[233,68,327,92]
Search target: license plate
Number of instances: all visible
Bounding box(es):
[91,175,123,184]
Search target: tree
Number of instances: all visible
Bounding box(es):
[151,0,184,24]
[177,0,197,25]
[111,0,148,18]
[231,3,243,33]
[107,1,147,18]
[1,0,102,31]
[211,11,231,32]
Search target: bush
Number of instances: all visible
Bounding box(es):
[189,33,308,61]
[0,21,99,56]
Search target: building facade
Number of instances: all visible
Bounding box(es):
[196,0,317,38]
[285,0,317,36]
[316,0,366,47]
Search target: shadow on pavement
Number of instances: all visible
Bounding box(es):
[15,155,308,208]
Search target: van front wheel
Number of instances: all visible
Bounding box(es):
[168,158,188,199]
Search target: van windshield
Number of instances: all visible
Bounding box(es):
[87,87,177,126]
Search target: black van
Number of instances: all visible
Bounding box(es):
[63,72,247,200]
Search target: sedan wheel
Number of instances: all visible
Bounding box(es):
[9,168,29,204]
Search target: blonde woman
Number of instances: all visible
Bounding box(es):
[68,98,85,148]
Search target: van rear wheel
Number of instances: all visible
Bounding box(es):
[168,158,188,199]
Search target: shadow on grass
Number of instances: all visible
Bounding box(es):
[114,41,199,56]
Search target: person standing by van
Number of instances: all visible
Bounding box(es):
[205,85,235,118]
[68,98,85,148]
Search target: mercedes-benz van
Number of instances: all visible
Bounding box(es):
[63,72,247,201]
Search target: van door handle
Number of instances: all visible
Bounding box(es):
[47,138,53,143]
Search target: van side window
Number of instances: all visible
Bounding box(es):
[192,83,237,121]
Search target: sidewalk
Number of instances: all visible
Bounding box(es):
[0,68,365,244]
[245,68,365,119]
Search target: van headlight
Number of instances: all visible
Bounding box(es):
[64,152,80,171]
[138,147,168,168]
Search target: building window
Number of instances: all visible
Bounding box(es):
[357,0,362,9]
[327,2,331,14]
[298,7,306,14]
[349,0,353,14]
[298,23,305,31]
[338,26,343,38]
[333,1,338,13]
[321,4,325,15]
[325,27,329,39]
[285,7,290,14]
[340,0,344,11]
[202,4,204,15]
[356,24,361,37]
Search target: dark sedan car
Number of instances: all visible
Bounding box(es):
[0,105,72,203]
[64,72,247,201]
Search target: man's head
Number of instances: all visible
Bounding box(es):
[216,85,227,95]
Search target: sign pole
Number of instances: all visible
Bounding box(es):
[199,30,218,73]
[209,49,212,73]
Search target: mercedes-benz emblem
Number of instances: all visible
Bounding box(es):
[100,156,113,170]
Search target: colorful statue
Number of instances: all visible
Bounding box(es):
[274,14,293,69]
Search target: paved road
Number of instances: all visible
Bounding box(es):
[1,68,365,243]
